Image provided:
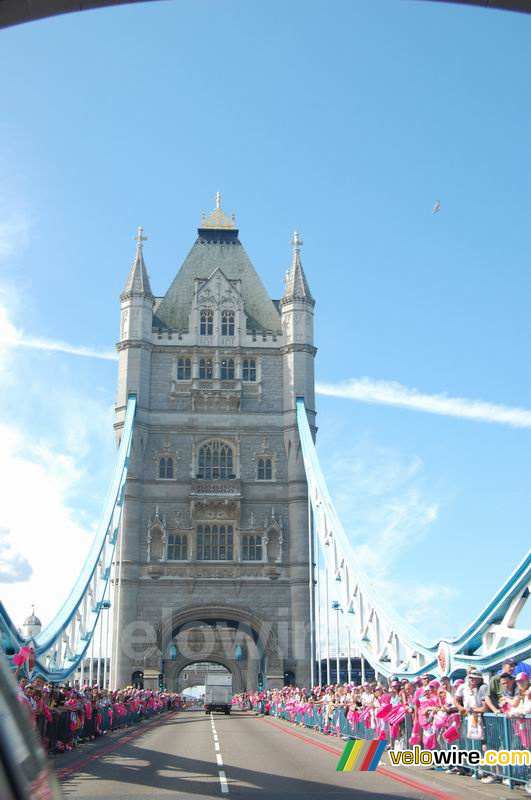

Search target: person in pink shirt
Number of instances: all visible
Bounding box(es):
[413,673,432,708]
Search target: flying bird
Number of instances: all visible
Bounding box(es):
[432,200,441,214]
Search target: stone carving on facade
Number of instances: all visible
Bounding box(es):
[146,563,266,580]
[147,506,166,562]
[194,483,239,495]
[263,511,283,565]
[192,390,241,412]
[220,289,236,307]
[198,288,216,307]
[152,440,179,458]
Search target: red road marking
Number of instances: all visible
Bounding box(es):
[259,717,459,800]
[376,765,460,799]
[259,717,353,756]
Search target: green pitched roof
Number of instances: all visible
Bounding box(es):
[154,228,282,333]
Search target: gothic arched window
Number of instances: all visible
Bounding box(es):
[242,359,256,382]
[198,441,233,479]
[159,457,174,479]
[177,358,191,380]
[242,534,262,561]
[221,310,235,336]
[200,309,214,336]
[167,534,187,560]
[199,358,213,379]
[257,457,272,481]
[220,358,234,380]
[196,524,233,561]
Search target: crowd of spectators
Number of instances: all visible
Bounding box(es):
[233,659,531,785]
[15,673,182,755]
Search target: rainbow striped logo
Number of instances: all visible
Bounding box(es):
[336,739,387,772]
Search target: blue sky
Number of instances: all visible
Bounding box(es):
[0,0,529,642]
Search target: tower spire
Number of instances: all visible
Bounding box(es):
[121,226,153,298]
[282,230,314,306]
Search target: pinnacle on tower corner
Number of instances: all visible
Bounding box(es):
[282,230,314,306]
[121,226,153,298]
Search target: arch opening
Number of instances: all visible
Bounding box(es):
[158,605,283,692]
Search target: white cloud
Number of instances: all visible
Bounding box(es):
[319,439,454,637]
[14,335,118,361]
[317,377,531,430]
[0,297,117,630]
[0,276,117,365]
[0,528,32,583]
[0,300,18,378]
[0,419,95,628]
[0,309,118,363]
[403,586,459,632]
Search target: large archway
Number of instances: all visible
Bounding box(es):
[158,603,283,692]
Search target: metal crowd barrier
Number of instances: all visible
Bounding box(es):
[35,699,177,755]
[266,701,531,790]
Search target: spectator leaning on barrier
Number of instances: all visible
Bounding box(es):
[507,673,531,717]
[453,670,488,740]
[485,660,518,712]
[486,671,518,715]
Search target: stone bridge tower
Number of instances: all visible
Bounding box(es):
[113,196,316,691]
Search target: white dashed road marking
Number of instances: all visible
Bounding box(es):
[209,715,228,793]
[219,770,229,793]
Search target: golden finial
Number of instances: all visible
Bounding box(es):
[200,193,237,230]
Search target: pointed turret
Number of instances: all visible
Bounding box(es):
[281,232,314,306]
[116,227,154,418]
[280,230,316,412]
[121,227,153,298]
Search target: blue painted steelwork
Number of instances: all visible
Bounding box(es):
[296,396,531,677]
[0,393,137,681]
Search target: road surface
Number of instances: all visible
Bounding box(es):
[53,709,495,799]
